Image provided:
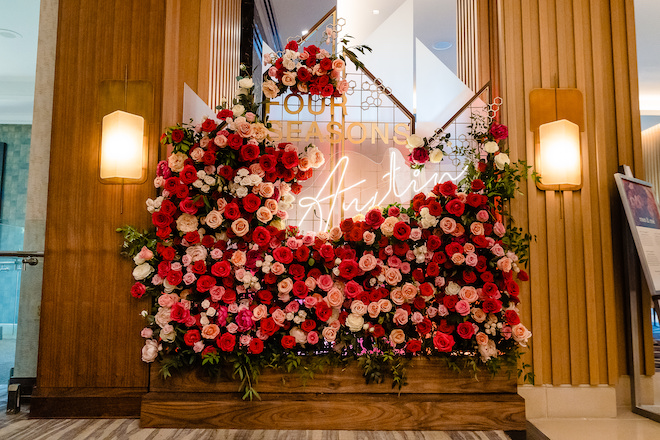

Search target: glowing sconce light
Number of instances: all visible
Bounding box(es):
[100,110,145,180]
[537,119,581,189]
[530,88,584,191]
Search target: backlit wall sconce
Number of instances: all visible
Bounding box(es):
[98,69,153,212]
[530,88,584,191]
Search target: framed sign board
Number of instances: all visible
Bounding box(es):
[615,173,660,293]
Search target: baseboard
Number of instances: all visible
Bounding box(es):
[518,384,617,418]
[30,387,147,418]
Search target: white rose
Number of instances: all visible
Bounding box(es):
[290,327,307,345]
[484,141,499,153]
[494,152,511,170]
[232,104,245,117]
[429,149,444,163]
[176,213,199,233]
[406,134,424,150]
[445,281,461,296]
[132,263,154,281]
[141,340,160,363]
[160,327,176,342]
[238,77,254,89]
[345,313,365,332]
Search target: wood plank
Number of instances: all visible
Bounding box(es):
[140,392,526,431]
[30,387,147,418]
[148,360,518,395]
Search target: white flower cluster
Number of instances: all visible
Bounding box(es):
[230,168,262,198]
[418,207,439,229]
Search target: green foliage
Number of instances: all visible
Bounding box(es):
[116,225,157,259]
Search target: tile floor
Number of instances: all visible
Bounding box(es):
[529,409,660,439]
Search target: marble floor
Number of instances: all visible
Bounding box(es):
[530,410,660,440]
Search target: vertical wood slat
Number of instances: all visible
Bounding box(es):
[496,0,643,385]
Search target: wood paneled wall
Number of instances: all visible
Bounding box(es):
[33,0,243,417]
[494,0,648,385]
[35,0,166,401]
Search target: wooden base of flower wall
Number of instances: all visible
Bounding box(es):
[140,358,526,432]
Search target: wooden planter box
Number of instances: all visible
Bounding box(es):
[140,358,526,433]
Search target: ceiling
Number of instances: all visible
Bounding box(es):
[0,0,40,124]
[1,1,659,126]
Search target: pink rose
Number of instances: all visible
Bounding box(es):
[476,210,489,222]
[440,217,456,234]
[455,300,471,316]
[393,308,409,325]
[317,274,334,291]
[231,218,250,237]
[493,221,506,237]
[358,254,378,271]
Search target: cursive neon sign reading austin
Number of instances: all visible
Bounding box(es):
[298,150,467,231]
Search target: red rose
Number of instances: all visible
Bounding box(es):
[412,268,425,283]
[338,259,360,279]
[457,322,475,339]
[217,109,233,119]
[321,84,335,97]
[490,123,508,141]
[201,118,217,132]
[160,246,176,261]
[482,282,499,298]
[281,335,296,349]
[433,331,455,352]
[506,280,520,296]
[170,302,190,324]
[252,226,271,247]
[179,198,198,215]
[259,154,277,172]
[505,309,521,326]
[242,193,261,213]
[281,150,299,169]
[416,318,432,335]
[365,209,385,227]
[172,129,185,143]
[166,270,183,286]
[285,40,298,51]
[445,242,463,256]
[462,271,477,284]
[443,295,459,311]
[248,338,264,354]
[294,245,310,262]
[466,193,482,208]
[410,147,429,164]
[406,339,422,354]
[240,144,260,162]
[289,264,306,280]
[273,247,294,264]
[393,242,409,256]
[445,199,465,216]
[471,179,485,191]
[184,329,201,346]
[439,181,457,197]
[297,67,311,82]
[393,221,411,240]
[219,165,234,180]
[130,282,146,298]
[428,201,443,216]
[260,317,278,336]
[185,231,200,244]
[196,275,216,292]
[319,244,335,261]
[211,261,231,277]
[477,161,487,172]
[218,332,236,352]
[191,260,206,274]
[224,202,241,220]
[292,280,309,298]
[482,298,502,313]
[201,346,217,357]
[179,165,198,184]
[227,133,242,149]
[320,58,332,70]
[426,262,440,277]
[517,270,529,281]
[480,272,494,283]
[301,319,316,333]
[257,290,273,305]
[152,212,172,228]
[372,324,385,338]
[316,303,332,322]
[473,236,489,248]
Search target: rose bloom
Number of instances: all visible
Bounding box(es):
[271,309,286,326]
[512,323,532,346]
[252,304,268,321]
[258,182,275,198]
[167,152,187,172]
[367,301,381,318]
[494,152,511,170]
[176,213,199,233]
[497,257,512,272]
[141,340,160,363]
[265,198,278,214]
[476,210,489,222]
[231,250,246,266]
[455,299,471,316]
[459,286,479,303]
[262,80,280,99]
[384,267,402,285]
[358,254,378,271]
[322,326,337,342]
[493,221,506,237]
[401,283,418,301]
[377,299,392,313]
[303,295,317,308]
[328,226,343,242]
[380,217,398,236]
[389,329,406,345]
[201,324,221,339]
[269,261,284,276]
[350,300,368,316]
[326,287,344,308]
[390,288,405,305]
[479,339,498,362]
[231,218,250,236]
[255,206,273,223]
[132,263,153,281]
[393,308,409,325]
[451,253,465,265]
[158,293,179,308]
[205,210,224,229]
[439,217,456,234]
[410,228,423,241]
[282,71,297,86]
[471,308,487,323]
[470,222,484,236]
[476,332,489,346]
[465,253,479,267]
[317,274,334,291]
[363,230,376,245]
[346,313,365,332]
[278,278,294,294]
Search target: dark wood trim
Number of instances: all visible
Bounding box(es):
[30,387,147,418]
[240,0,255,71]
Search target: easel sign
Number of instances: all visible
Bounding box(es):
[615,173,660,292]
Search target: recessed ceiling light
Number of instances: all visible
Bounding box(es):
[433,41,453,51]
[0,29,22,39]
[301,29,309,36]
[373,10,380,15]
